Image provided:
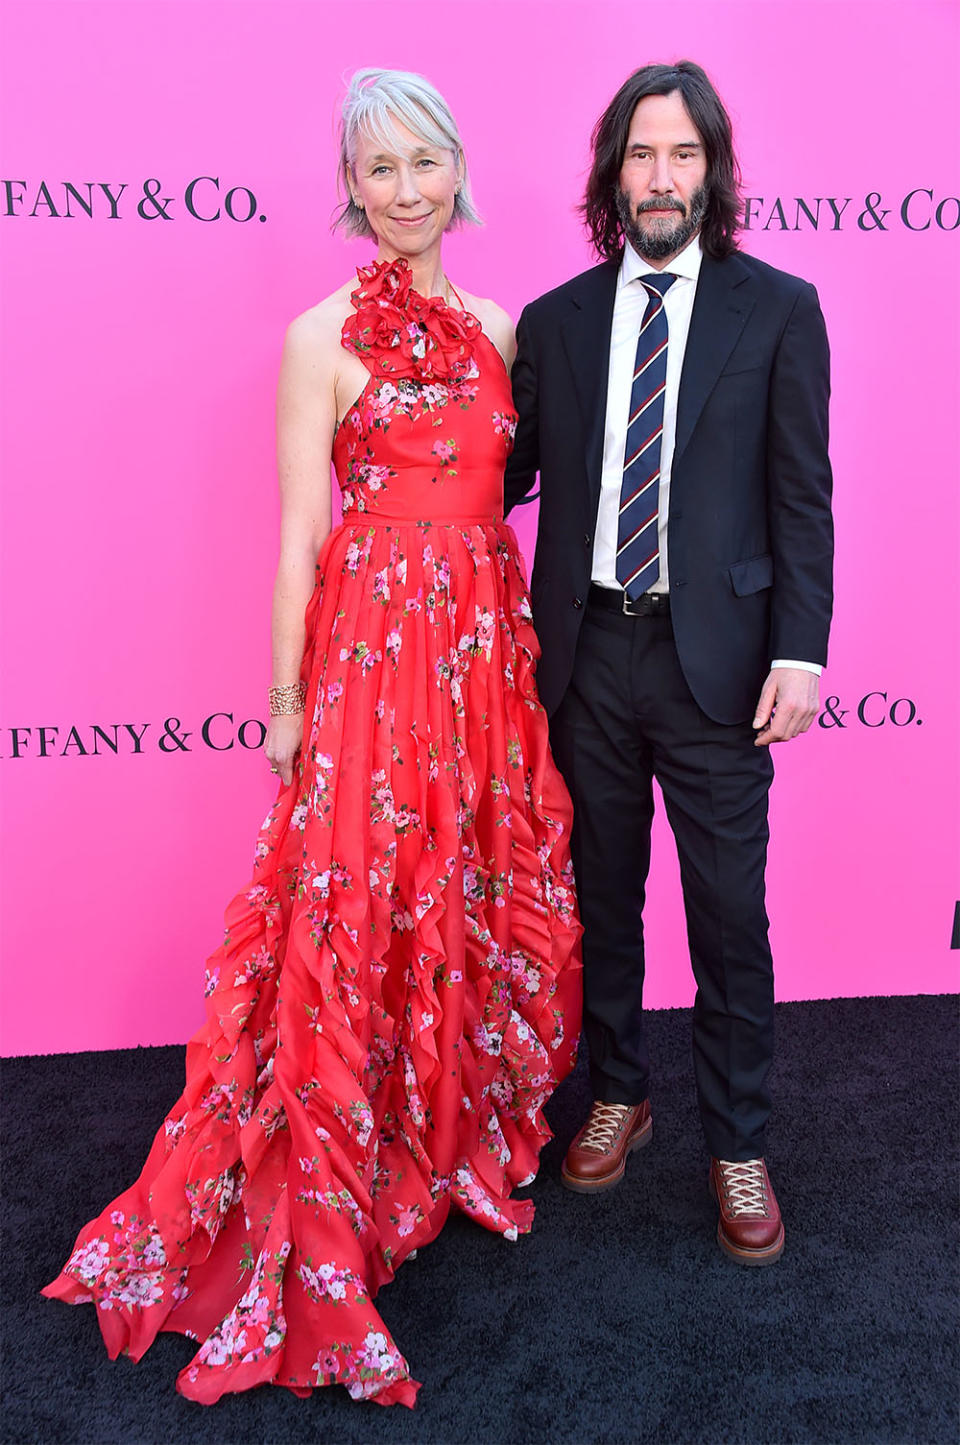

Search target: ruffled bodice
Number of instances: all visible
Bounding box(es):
[333,259,516,523]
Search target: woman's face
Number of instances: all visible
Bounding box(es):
[350,116,461,261]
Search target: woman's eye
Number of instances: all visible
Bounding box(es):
[416,158,437,169]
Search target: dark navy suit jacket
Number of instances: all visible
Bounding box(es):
[503,251,834,724]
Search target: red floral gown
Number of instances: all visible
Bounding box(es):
[43,258,582,1408]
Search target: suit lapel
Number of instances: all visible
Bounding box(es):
[559,261,619,496]
[674,253,755,466]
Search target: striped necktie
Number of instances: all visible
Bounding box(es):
[616,271,677,600]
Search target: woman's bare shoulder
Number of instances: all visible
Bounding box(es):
[282,279,360,377]
[286,279,356,346]
[454,288,516,366]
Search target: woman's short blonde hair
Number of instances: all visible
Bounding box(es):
[335,68,482,238]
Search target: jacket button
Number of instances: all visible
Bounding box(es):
[583,533,592,547]
[573,596,583,609]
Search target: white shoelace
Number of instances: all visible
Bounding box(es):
[578,1102,633,1153]
[716,1159,770,1217]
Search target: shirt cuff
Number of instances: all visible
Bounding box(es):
[770,659,822,676]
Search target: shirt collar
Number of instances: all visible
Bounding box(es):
[619,234,703,289]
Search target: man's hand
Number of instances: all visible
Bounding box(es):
[752,668,820,746]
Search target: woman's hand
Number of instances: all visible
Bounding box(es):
[265,712,303,786]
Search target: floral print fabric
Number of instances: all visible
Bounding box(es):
[43,258,582,1408]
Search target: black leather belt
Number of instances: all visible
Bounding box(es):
[588,583,671,617]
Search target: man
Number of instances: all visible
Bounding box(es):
[504,61,833,1265]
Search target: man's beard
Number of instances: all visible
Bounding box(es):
[616,184,708,261]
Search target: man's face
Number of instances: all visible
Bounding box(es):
[616,90,709,265]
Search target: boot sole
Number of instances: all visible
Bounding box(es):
[716,1221,785,1266]
[560,1119,653,1193]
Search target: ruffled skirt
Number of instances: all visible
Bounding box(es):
[43,516,582,1407]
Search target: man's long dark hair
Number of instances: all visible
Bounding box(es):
[582,61,742,261]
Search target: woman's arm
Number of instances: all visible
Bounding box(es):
[503,305,539,516]
[265,309,339,786]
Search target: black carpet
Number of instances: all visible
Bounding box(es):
[2,995,957,1445]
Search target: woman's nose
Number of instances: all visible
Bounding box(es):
[394,164,420,204]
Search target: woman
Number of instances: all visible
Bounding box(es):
[43,69,581,1408]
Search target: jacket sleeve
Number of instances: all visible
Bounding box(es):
[766,281,835,665]
[503,304,540,517]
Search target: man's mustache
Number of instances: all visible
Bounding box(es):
[635,198,686,217]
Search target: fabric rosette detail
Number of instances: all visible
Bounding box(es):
[342,258,481,383]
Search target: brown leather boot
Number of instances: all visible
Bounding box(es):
[710,1157,785,1265]
[561,1100,652,1193]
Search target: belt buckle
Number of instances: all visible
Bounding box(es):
[621,591,644,617]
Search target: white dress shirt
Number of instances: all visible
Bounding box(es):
[591,236,820,676]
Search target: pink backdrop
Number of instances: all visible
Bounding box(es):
[1,0,957,1056]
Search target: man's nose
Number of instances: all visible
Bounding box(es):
[649,158,675,193]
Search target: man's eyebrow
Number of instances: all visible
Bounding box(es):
[626,140,703,150]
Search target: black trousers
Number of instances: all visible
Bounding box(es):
[549,597,776,1161]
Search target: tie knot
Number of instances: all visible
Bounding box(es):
[641,272,677,299]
